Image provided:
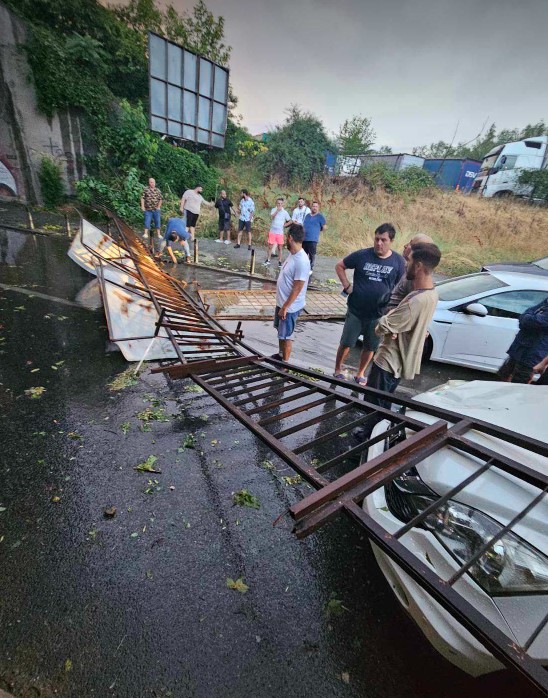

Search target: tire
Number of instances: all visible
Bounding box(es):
[422,335,433,362]
[493,190,513,199]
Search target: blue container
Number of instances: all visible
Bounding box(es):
[423,159,481,192]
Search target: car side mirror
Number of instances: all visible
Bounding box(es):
[465,303,488,317]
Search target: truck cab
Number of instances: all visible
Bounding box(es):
[472,135,548,198]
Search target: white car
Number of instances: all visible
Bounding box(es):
[427,270,547,372]
[364,380,548,677]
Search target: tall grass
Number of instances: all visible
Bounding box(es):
[202,168,548,276]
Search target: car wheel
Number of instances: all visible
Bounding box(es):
[422,335,433,362]
[493,190,513,199]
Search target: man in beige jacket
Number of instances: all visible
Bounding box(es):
[354,243,442,440]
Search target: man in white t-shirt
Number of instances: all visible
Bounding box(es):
[264,197,291,268]
[292,197,311,226]
[180,185,213,241]
[272,224,311,362]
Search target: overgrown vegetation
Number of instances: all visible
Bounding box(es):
[360,163,434,195]
[518,169,548,202]
[38,157,64,208]
[258,106,333,185]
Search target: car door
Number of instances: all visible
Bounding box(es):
[441,290,547,371]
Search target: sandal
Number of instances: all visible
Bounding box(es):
[354,376,368,386]
[333,372,345,380]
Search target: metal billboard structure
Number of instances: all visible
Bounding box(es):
[148,32,229,148]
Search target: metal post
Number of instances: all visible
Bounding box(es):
[27,208,34,230]
[249,248,255,275]
[106,220,111,236]
[193,238,198,264]
[65,214,71,237]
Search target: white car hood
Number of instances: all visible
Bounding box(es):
[406,381,548,554]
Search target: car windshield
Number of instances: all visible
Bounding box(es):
[436,273,508,301]
[533,256,548,270]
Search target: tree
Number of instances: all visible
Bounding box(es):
[375,145,393,155]
[258,106,332,185]
[336,115,376,156]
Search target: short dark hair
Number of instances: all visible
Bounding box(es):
[411,242,441,271]
[312,200,319,205]
[241,188,248,196]
[276,197,284,202]
[169,232,178,241]
[298,196,305,200]
[375,223,396,240]
[287,223,305,243]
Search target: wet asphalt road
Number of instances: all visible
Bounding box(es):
[0,227,534,698]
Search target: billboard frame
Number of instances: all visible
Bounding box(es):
[147,31,229,149]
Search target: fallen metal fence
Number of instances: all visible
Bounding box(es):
[106,210,548,694]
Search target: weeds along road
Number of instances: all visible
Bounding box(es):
[1,225,534,698]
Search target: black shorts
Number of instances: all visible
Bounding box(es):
[218,219,231,232]
[238,219,251,232]
[185,210,199,228]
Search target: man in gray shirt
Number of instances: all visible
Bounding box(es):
[386,233,433,310]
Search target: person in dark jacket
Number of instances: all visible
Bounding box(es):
[498,298,548,383]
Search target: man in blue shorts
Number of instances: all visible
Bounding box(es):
[334,223,405,384]
[156,216,191,264]
[140,177,163,240]
[272,224,311,362]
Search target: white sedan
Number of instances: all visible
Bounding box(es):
[364,381,548,677]
[427,270,547,372]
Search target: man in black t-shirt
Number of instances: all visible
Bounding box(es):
[334,223,405,385]
[214,190,234,244]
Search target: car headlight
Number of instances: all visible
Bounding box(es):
[385,474,548,596]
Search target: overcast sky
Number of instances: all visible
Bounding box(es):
[187,0,548,149]
[145,0,548,150]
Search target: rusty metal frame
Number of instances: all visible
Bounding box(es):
[99,209,548,693]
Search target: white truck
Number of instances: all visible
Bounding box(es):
[471,135,548,198]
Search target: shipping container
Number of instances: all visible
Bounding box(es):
[423,158,481,192]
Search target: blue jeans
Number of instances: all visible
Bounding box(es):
[144,209,161,230]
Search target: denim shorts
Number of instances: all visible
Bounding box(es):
[273,306,302,340]
[144,209,161,229]
[339,310,380,351]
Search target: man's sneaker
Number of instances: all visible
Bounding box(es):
[234,244,241,249]
[309,270,313,276]
[262,260,271,266]
[224,240,230,244]
[215,239,222,243]
[143,232,149,240]
[278,261,283,268]
[156,231,162,239]
[248,244,252,251]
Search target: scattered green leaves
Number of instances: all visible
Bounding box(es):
[184,384,204,393]
[181,433,197,449]
[136,407,170,422]
[121,421,131,435]
[108,366,138,391]
[226,577,249,593]
[134,455,161,474]
[232,489,260,509]
[261,460,276,471]
[144,478,161,494]
[64,658,73,673]
[324,593,349,618]
[282,475,302,486]
[25,386,46,399]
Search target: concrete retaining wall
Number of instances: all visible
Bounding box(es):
[0,2,86,204]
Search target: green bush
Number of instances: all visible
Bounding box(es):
[518,168,548,201]
[38,157,64,208]
[258,106,332,185]
[360,163,434,195]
